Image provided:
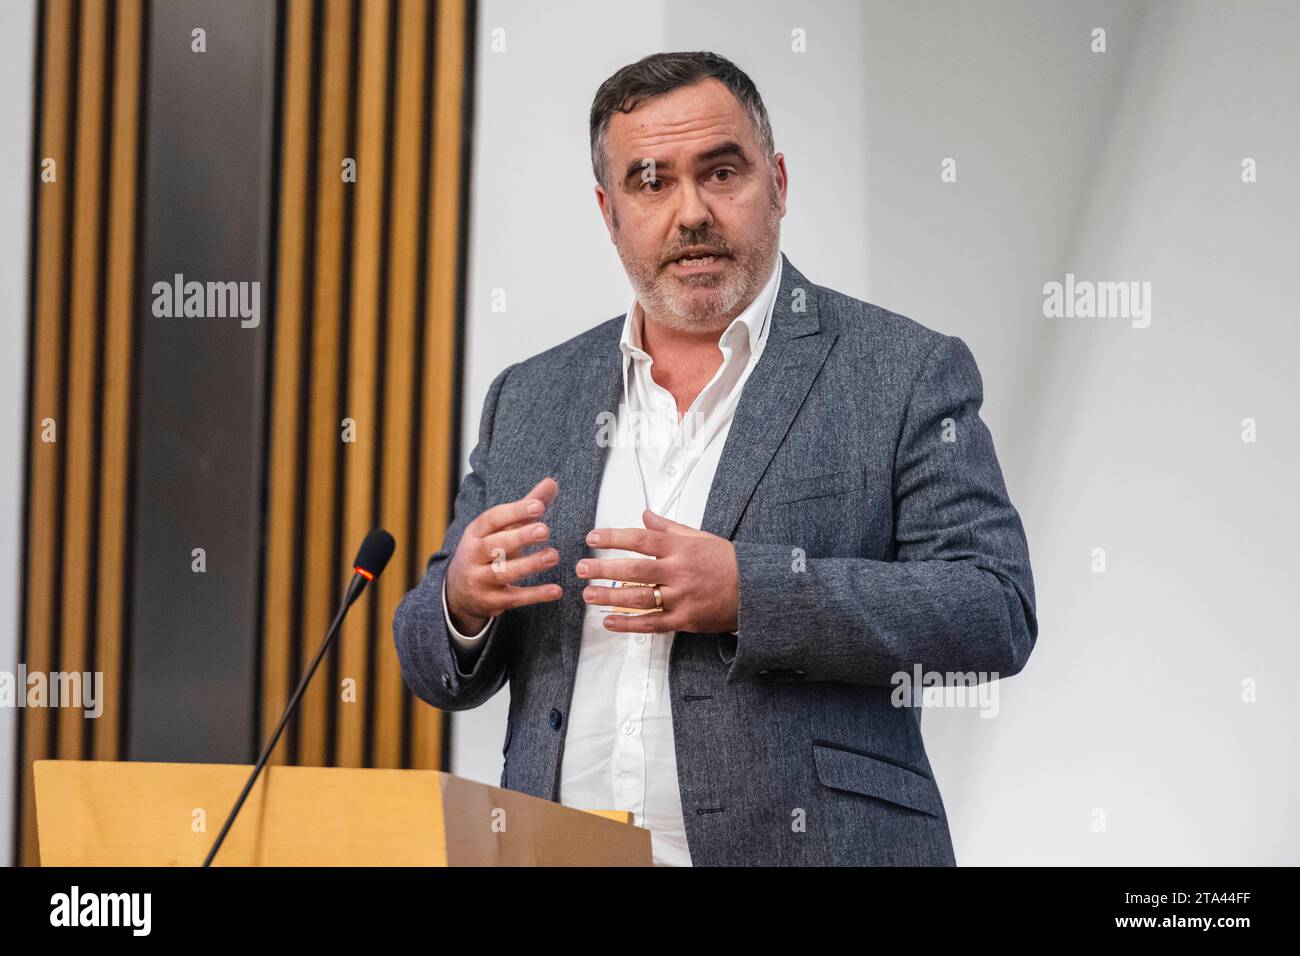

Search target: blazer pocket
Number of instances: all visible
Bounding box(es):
[812,743,942,817]
[766,469,863,505]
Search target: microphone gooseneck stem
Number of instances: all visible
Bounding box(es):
[202,574,367,867]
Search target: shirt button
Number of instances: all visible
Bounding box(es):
[622,721,635,735]
[664,464,679,478]
[636,634,647,644]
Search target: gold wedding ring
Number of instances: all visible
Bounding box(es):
[609,580,663,615]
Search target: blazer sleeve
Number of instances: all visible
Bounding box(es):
[392,363,516,711]
[728,334,1038,685]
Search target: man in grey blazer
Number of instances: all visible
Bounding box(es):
[394,51,1036,866]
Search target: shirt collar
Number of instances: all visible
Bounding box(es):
[619,252,784,370]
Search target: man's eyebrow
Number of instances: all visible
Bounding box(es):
[620,141,753,186]
[696,141,750,165]
[622,157,659,186]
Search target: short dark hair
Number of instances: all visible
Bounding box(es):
[589,51,776,189]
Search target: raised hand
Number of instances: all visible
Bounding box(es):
[577,509,739,634]
[445,477,563,633]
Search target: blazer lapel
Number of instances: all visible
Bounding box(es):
[700,254,837,541]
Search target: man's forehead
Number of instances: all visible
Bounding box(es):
[606,80,753,158]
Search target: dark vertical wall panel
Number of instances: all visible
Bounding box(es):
[128,0,279,761]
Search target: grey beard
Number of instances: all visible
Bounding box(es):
[624,238,777,334]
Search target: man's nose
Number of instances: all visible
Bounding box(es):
[673,179,713,232]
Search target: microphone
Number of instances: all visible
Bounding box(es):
[343,527,397,606]
[202,529,396,867]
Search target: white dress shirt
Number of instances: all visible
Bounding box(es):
[443,253,783,866]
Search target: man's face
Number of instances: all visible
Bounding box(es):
[595,79,787,334]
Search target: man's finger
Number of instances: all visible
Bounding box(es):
[582,583,660,610]
[641,508,710,536]
[489,582,564,612]
[478,520,551,563]
[470,476,558,537]
[576,556,659,583]
[585,526,669,556]
[602,610,680,633]
[481,546,559,584]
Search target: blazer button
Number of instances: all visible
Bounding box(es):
[756,670,772,680]
[441,672,452,690]
[548,707,563,730]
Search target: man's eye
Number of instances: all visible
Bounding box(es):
[642,178,664,192]
[713,168,735,182]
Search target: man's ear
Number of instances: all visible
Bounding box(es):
[772,153,789,218]
[595,184,618,239]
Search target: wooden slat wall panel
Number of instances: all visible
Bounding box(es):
[16,0,473,866]
[56,0,106,761]
[263,0,474,776]
[261,0,316,763]
[18,0,74,872]
[17,0,145,867]
[411,0,471,768]
[94,0,143,767]
[373,0,431,769]
[337,0,391,768]
[297,0,354,769]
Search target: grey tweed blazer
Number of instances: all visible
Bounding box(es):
[393,254,1037,866]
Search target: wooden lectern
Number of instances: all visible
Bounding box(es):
[33,760,653,866]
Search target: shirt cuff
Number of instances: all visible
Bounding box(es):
[442,577,496,648]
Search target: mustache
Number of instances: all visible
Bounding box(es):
[661,237,734,264]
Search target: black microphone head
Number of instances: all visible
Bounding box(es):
[353,529,396,581]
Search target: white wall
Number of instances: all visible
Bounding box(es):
[0,0,37,868]
[855,0,1299,866]
[456,0,1299,864]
